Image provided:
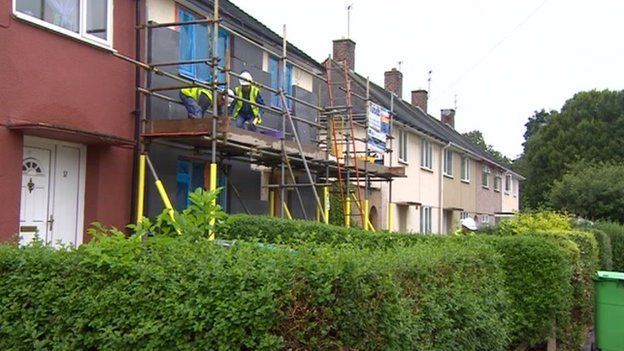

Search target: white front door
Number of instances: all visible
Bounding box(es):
[19,137,86,247]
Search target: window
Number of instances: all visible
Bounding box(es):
[505,174,512,193]
[513,179,518,197]
[176,160,205,211]
[178,6,229,83]
[494,174,502,192]
[15,0,113,46]
[461,156,470,182]
[398,129,408,163]
[269,55,293,109]
[460,211,469,220]
[482,214,490,224]
[443,149,453,176]
[481,166,491,188]
[421,139,433,169]
[420,206,432,234]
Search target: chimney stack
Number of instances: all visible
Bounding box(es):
[411,89,428,113]
[441,109,456,128]
[332,39,356,71]
[384,68,403,98]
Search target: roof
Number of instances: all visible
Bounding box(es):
[197,0,324,71]
[348,68,524,178]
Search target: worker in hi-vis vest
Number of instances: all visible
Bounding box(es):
[179,87,213,119]
[229,71,265,131]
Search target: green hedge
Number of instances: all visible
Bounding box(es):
[528,230,599,351]
[218,214,435,249]
[0,235,512,350]
[221,215,579,349]
[478,236,573,347]
[594,221,624,271]
[589,228,613,270]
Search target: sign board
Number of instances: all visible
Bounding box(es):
[367,102,391,156]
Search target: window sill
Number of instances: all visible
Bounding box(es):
[398,159,409,166]
[461,179,470,184]
[420,166,434,173]
[482,185,490,189]
[13,12,115,53]
[443,174,454,179]
[494,189,501,193]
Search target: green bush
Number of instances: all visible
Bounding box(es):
[498,211,572,235]
[528,230,599,351]
[0,235,512,350]
[218,213,436,249]
[476,236,573,348]
[589,228,613,270]
[594,221,624,271]
[221,215,581,349]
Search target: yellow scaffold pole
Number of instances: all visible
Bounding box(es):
[208,163,217,240]
[136,154,146,223]
[323,186,330,225]
[145,156,180,234]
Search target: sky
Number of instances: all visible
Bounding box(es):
[231,0,624,159]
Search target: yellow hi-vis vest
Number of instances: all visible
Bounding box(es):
[232,85,261,119]
[181,87,213,103]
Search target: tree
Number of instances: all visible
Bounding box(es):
[463,130,512,167]
[521,90,624,209]
[523,109,555,147]
[549,162,624,222]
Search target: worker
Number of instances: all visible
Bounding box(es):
[229,71,265,131]
[454,217,478,236]
[179,87,213,119]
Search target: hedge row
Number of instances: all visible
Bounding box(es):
[220,214,586,349]
[528,231,599,350]
[0,235,511,350]
[594,221,624,271]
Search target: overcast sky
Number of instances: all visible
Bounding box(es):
[232,0,624,158]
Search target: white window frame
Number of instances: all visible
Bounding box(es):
[494,173,502,192]
[420,139,433,170]
[461,156,470,182]
[482,166,491,188]
[443,149,453,177]
[460,211,469,220]
[482,214,490,224]
[505,174,512,194]
[420,206,432,234]
[13,0,114,49]
[398,129,408,164]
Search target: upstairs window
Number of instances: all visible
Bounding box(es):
[178,6,229,83]
[443,149,453,176]
[15,0,113,46]
[482,166,491,188]
[494,174,502,192]
[269,55,293,109]
[505,174,512,193]
[421,139,433,170]
[398,129,408,163]
[461,156,470,182]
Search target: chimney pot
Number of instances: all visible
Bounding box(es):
[384,68,403,98]
[411,90,428,113]
[441,109,456,128]
[332,39,356,71]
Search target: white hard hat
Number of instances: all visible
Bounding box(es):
[239,71,253,86]
[461,217,478,231]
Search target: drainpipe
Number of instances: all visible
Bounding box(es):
[129,0,143,226]
[438,142,451,234]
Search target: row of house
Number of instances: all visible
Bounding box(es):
[0,0,521,246]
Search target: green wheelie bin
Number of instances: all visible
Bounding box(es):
[594,271,624,351]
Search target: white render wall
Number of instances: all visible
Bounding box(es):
[380,125,442,233]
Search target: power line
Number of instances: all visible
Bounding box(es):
[432,0,550,102]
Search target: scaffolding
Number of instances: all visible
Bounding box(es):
[115,0,404,230]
